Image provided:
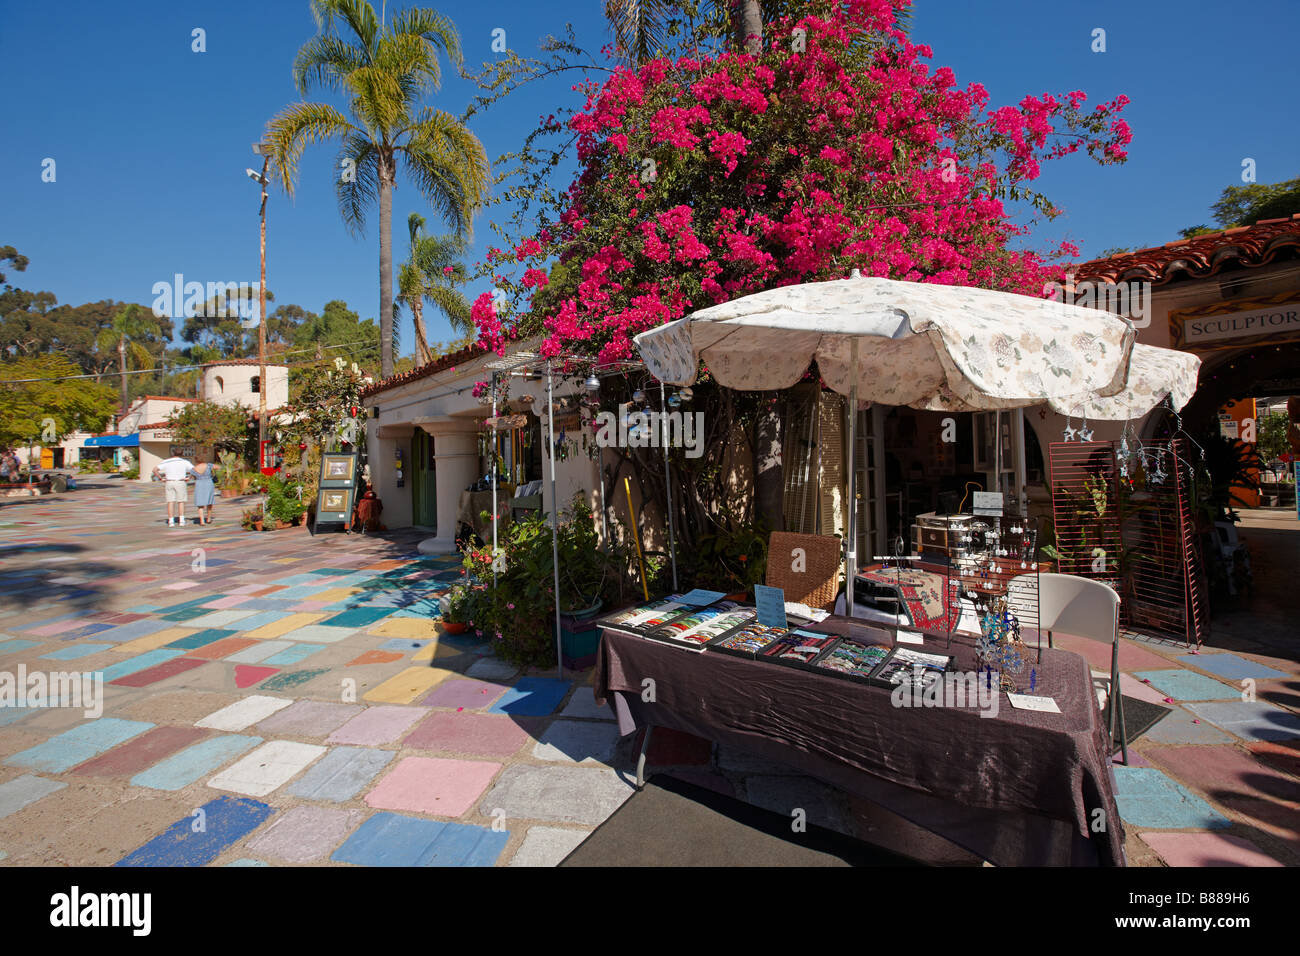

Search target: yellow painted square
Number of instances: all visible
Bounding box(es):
[410,642,461,663]
[368,618,441,640]
[112,628,195,654]
[313,587,362,603]
[243,612,324,641]
[363,666,450,703]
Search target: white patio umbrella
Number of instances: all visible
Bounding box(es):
[1048,343,1201,421]
[633,273,1141,617]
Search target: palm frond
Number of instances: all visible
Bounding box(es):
[398,108,490,237]
[389,7,464,70]
[603,0,673,64]
[335,133,382,235]
[264,101,356,197]
[293,35,369,95]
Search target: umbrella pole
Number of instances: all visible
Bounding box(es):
[846,339,858,618]
[597,442,609,553]
[660,380,678,591]
[546,361,563,679]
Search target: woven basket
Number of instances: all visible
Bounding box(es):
[765,532,843,611]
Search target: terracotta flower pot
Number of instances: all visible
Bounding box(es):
[441,622,468,635]
[252,519,264,531]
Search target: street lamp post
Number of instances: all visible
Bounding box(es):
[248,145,270,457]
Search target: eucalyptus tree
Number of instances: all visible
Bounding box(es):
[264,0,490,378]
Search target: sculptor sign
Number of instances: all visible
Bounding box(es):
[1183,302,1300,345]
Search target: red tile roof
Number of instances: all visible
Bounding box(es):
[1074,214,1300,286]
[361,343,489,398]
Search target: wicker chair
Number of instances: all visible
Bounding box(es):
[765,532,843,612]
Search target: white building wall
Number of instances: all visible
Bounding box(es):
[202,365,289,411]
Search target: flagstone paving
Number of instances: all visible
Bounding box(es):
[1,483,1298,866]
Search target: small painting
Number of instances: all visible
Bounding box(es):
[322,455,355,481]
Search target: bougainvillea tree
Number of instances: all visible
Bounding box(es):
[467,0,1131,564]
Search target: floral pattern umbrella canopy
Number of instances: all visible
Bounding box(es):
[634,275,1138,411]
[1048,344,1201,421]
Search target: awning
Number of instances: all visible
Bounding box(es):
[83,434,139,447]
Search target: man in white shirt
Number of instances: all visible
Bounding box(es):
[152,454,194,526]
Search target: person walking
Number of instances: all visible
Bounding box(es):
[189,454,218,525]
[152,452,193,526]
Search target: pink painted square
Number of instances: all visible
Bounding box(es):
[202,596,251,610]
[291,601,334,612]
[1139,832,1283,867]
[364,756,501,817]
[160,581,200,591]
[403,711,529,757]
[327,705,428,745]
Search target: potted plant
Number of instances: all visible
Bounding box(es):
[240,505,264,532]
[439,583,472,634]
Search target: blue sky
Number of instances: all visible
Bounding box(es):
[4,0,1298,359]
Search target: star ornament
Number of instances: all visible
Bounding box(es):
[1079,426,1095,442]
[1063,425,1078,442]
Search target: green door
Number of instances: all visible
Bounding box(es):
[411,431,437,527]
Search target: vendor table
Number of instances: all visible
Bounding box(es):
[593,615,1125,867]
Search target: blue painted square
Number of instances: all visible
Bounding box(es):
[331,812,509,866]
[261,644,323,667]
[6,718,155,773]
[488,677,572,717]
[1184,701,1300,742]
[1134,669,1240,702]
[40,643,114,660]
[59,623,117,640]
[319,607,397,628]
[116,796,274,867]
[97,619,172,642]
[160,607,212,622]
[1175,653,1289,681]
[164,629,236,650]
[1112,766,1231,829]
[131,735,263,791]
[0,639,41,656]
[96,649,185,682]
[380,639,430,652]
[228,611,290,632]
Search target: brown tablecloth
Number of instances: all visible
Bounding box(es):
[593,615,1125,867]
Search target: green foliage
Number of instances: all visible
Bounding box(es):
[1258,411,1290,464]
[1210,175,1300,227]
[280,357,373,453]
[677,509,769,594]
[459,497,627,668]
[166,401,255,453]
[258,472,308,525]
[0,354,116,448]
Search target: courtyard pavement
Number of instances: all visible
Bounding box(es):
[0,479,1296,866]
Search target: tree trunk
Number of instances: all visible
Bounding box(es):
[754,393,784,534]
[118,338,128,415]
[411,298,432,366]
[735,0,762,54]
[378,154,395,379]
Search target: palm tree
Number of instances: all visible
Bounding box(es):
[264,0,490,379]
[397,212,472,365]
[604,0,761,61]
[96,305,159,415]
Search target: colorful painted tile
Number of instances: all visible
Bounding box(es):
[259,644,322,667]
[421,679,508,711]
[185,637,259,660]
[1133,669,1240,702]
[131,734,263,791]
[0,774,67,820]
[196,695,293,731]
[1139,831,1284,867]
[110,657,207,687]
[465,658,518,681]
[558,687,615,721]
[242,613,326,641]
[1184,701,1300,742]
[1141,707,1236,745]
[38,643,114,661]
[279,625,357,644]
[208,740,327,796]
[1112,766,1232,829]
[257,700,362,737]
[245,806,364,862]
[328,705,427,745]
[258,668,329,692]
[363,666,449,704]
[6,718,155,773]
[112,629,196,655]
[233,665,279,688]
[479,765,634,825]
[403,711,530,757]
[331,812,508,866]
[488,677,572,717]
[225,640,294,664]
[320,607,397,628]
[348,649,405,666]
[531,720,622,765]
[1175,652,1290,681]
[287,746,394,802]
[116,796,274,867]
[70,726,210,777]
[0,639,42,656]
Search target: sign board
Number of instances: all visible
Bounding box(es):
[972,491,1004,516]
[1171,294,1300,349]
[314,450,360,534]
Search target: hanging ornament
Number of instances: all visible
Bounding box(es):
[667,392,682,409]
[632,388,646,404]
[679,387,693,403]
[1063,419,1078,442]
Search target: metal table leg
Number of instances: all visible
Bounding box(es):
[636,725,654,789]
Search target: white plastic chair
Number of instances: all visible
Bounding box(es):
[1010,573,1127,764]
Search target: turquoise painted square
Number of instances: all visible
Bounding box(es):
[1113,766,1231,830]
[1134,669,1239,702]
